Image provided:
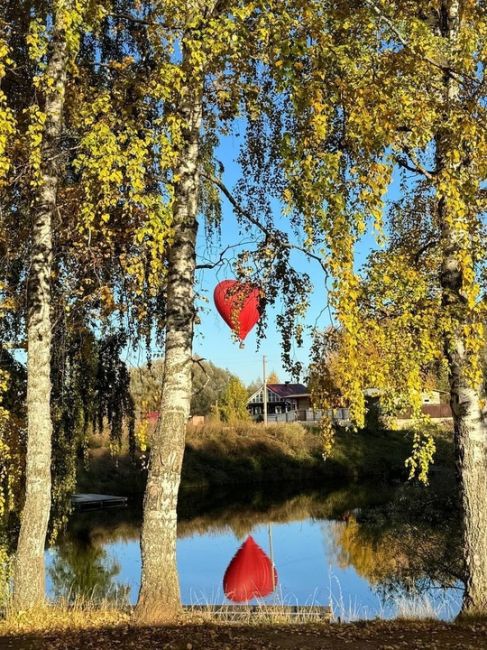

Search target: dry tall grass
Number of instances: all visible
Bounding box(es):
[0,599,129,635]
[184,420,320,467]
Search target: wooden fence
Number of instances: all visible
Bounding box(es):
[265,408,350,424]
[397,403,453,419]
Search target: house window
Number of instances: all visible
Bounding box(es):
[275,405,282,414]
[250,389,263,403]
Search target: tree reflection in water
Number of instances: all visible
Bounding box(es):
[329,481,464,603]
[48,483,388,604]
[48,480,463,610]
[49,536,130,605]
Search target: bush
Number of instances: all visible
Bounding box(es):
[263,423,307,453]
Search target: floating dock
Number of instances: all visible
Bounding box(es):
[184,605,332,622]
[71,493,128,510]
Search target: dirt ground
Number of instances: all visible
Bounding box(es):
[0,620,486,650]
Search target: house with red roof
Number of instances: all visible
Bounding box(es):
[247,382,311,419]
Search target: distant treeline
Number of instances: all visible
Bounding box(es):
[130,359,237,417]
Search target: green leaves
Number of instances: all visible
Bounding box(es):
[217,377,251,423]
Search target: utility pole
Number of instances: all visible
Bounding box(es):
[263,354,268,425]
[268,523,275,592]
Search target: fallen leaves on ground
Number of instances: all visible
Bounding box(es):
[0,620,487,650]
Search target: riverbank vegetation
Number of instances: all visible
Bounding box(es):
[0,476,479,643]
[0,445,471,642]
[59,478,461,592]
[78,420,455,497]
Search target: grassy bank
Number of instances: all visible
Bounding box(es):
[78,421,455,497]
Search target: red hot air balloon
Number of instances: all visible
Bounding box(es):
[213,280,261,345]
[223,536,277,603]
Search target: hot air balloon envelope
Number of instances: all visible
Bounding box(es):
[223,535,277,603]
[213,280,261,342]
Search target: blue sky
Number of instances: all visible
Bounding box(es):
[191,133,389,386]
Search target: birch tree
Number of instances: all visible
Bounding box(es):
[11,0,77,610]
[116,1,314,621]
[1,0,144,610]
[269,0,486,615]
[1,0,311,619]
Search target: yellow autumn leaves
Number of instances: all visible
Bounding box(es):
[0,39,15,187]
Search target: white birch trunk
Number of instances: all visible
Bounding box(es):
[437,0,487,616]
[12,20,67,611]
[447,346,487,614]
[134,68,203,622]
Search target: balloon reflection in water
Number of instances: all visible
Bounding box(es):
[223,535,278,602]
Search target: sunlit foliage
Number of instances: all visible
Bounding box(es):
[260,1,487,480]
[217,376,251,423]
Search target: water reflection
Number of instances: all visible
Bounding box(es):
[46,481,463,618]
[328,483,463,604]
[223,535,278,602]
[49,538,130,605]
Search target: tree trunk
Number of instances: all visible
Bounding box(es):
[12,21,67,611]
[135,71,203,623]
[437,0,487,617]
[447,346,487,615]
[441,221,487,616]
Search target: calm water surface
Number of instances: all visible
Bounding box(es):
[45,483,463,620]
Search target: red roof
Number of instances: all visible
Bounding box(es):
[267,383,309,398]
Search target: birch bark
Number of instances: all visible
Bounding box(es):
[437,0,487,616]
[135,62,203,622]
[13,16,67,610]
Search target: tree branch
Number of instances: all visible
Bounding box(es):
[203,172,329,277]
[363,0,480,86]
[394,155,426,176]
[403,147,435,179]
[191,357,210,396]
[196,241,255,270]
[413,238,439,263]
[393,149,435,180]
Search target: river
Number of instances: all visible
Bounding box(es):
[45,481,463,620]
